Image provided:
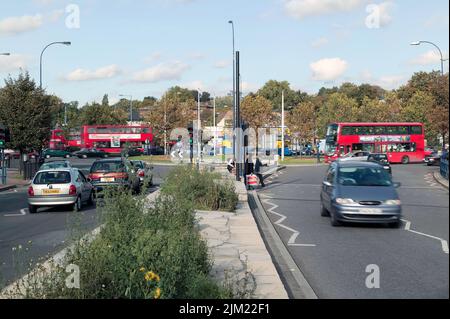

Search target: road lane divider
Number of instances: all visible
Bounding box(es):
[401,218,449,254]
[4,209,27,217]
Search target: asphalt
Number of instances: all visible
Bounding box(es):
[258,164,449,299]
[0,157,174,289]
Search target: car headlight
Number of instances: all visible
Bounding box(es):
[385,200,401,206]
[384,166,390,170]
[336,198,355,205]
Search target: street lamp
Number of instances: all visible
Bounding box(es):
[228,20,236,160]
[0,53,10,56]
[40,42,71,89]
[197,89,202,166]
[119,94,133,123]
[410,41,446,75]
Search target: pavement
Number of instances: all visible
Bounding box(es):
[434,171,449,189]
[0,169,30,192]
[0,157,173,289]
[256,164,449,299]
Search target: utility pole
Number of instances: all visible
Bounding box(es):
[281,91,285,162]
[213,94,217,157]
[235,51,241,181]
[197,90,202,169]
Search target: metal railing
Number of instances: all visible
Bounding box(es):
[441,158,449,180]
[21,160,42,181]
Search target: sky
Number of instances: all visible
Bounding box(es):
[0,0,449,106]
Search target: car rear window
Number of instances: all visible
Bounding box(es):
[132,161,144,169]
[34,171,71,184]
[40,162,69,170]
[91,161,125,173]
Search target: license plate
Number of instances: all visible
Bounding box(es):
[359,208,383,214]
[43,189,60,195]
[101,178,115,182]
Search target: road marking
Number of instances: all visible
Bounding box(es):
[401,218,449,254]
[4,208,27,217]
[260,193,316,248]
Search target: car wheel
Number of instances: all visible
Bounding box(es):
[73,196,82,212]
[103,154,109,158]
[320,202,330,217]
[65,154,71,158]
[28,205,38,214]
[330,212,342,227]
[82,155,88,159]
[87,191,95,206]
[45,155,51,159]
[401,156,410,165]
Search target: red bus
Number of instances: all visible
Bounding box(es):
[49,129,66,150]
[80,125,153,154]
[324,123,427,164]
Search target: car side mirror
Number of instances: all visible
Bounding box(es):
[393,182,401,188]
[323,181,333,187]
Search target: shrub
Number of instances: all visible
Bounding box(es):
[161,166,238,212]
[19,190,228,299]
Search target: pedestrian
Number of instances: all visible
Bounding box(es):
[255,157,268,187]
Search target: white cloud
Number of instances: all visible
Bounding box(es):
[214,60,231,69]
[310,58,348,81]
[241,82,259,93]
[366,1,394,28]
[284,0,363,19]
[65,65,121,81]
[410,50,449,66]
[0,54,29,72]
[182,80,206,91]
[143,52,163,64]
[132,61,190,83]
[0,14,43,36]
[311,37,329,48]
[376,75,405,89]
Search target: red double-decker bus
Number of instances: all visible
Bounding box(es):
[324,123,428,164]
[49,129,66,150]
[80,125,153,154]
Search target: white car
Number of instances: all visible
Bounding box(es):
[28,168,94,214]
[338,151,371,162]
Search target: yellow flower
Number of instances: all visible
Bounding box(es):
[144,271,157,282]
[139,267,146,272]
[154,287,161,299]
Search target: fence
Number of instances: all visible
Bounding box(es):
[441,158,449,181]
[22,160,42,181]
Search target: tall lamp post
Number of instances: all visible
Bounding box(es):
[119,94,133,123]
[197,90,202,167]
[40,42,71,89]
[411,41,446,76]
[228,20,236,161]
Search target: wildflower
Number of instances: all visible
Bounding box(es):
[144,271,157,282]
[154,287,161,299]
[139,267,146,272]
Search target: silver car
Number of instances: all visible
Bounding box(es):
[338,151,371,163]
[28,168,94,214]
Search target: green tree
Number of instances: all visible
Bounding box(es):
[0,72,53,152]
[241,95,275,152]
[317,93,359,136]
[401,91,435,142]
[78,102,128,126]
[102,94,109,106]
[288,101,316,145]
[257,80,308,111]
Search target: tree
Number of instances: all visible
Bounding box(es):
[317,93,359,136]
[102,94,109,106]
[257,80,308,111]
[240,95,275,152]
[78,102,128,126]
[0,72,53,152]
[288,101,316,146]
[401,91,436,142]
[145,90,196,146]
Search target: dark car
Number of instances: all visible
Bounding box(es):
[42,148,72,159]
[130,160,153,187]
[424,152,441,166]
[127,148,144,157]
[88,158,141,196]
[320,161,402,228]
[73,148,109,159]
[368,153,392,175]
[145,146,165,156]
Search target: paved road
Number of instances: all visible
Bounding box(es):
[0,158,174,289]
[258,164,449,299]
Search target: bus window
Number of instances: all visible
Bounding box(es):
[410,126,423,135]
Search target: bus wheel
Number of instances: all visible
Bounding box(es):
[402,156,410,165]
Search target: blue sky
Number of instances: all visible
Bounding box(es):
[0,0,449,105]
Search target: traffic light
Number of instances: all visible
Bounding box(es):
[0,126,8,149]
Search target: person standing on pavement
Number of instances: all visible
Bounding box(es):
[255,157,267,187]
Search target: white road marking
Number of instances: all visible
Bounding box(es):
[260,193,316,248]
[4,208,27,217]
[401,218,449,254]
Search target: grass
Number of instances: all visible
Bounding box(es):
[132,155,173,163]
[280,157,323,165]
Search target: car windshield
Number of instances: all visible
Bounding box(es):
[131,161,144,169]
[40,162,69,170]
[91,161,125,173]
[338,167,393,187]
[34,171,71,184]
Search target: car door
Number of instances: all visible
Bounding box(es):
[77,170,91,201]
[322,165,336,211]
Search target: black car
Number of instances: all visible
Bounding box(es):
[367,153,392,175]
[73,148,109,159]
[127,148,144,157]
[320,161,402,228]
[145,146,165,156]
[424,152,441,166]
